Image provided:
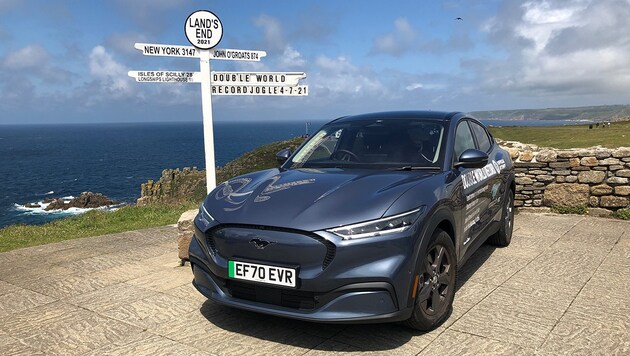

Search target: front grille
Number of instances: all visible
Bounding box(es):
[226,280,318,309]
[206,224,336,270]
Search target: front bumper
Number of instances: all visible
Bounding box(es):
[189,214,422,323]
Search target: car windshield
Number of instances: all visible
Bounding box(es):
[288,118,445,170]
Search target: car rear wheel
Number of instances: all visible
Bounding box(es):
[405,229,456,331]
[488,188,514,247]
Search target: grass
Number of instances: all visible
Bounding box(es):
[0,203,197,253]
[612,208,630,220]
[550,205,589,215]
[488,120,630,149]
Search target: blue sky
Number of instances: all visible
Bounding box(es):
[1,0,630,124]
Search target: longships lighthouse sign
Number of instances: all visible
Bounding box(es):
[128,10,308,192]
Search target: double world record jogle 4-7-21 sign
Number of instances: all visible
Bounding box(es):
[128,10,308,191]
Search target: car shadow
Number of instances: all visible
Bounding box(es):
[198,243,497,352]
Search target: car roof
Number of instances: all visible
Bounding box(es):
[330,110,465,124]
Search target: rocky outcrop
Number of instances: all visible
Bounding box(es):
[44,192,117,211]
[177,209,198,264]
[498,140,630,214]
[137,167,206,206]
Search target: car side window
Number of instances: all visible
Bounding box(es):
[470,122,492,153]
[454,121,476,162]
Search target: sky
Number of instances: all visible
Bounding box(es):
[1,0,630,124]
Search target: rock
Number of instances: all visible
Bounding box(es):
[515,177,534,185]
[44,192,116,211]
[45,198,66,210]
[599,158,621,166]
[549,162,571,169]
[520,150,534,162]
[42,198,55,204]
[600,196,629,208]
[536,150,557,163]
[580,157,598,166]
[569,158,581,167]
[588,208,612,218]
[507,147,520,159]
[610,165,624,171]
[615,186,630,196]
[177,209,198,262]
[577,171,606,184]
[591,184,613,196]
[535,175,555,183]
[612,147,630,158]
[607,177,629,185]
[565,176,578,183]
[594,150,612,159]
[543,183,590,208]
[557,151,578,158]
[589,196,599,207]
[616,170,630,178]
[24,203,41,208]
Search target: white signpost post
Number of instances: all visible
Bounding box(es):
[129,10,307,193]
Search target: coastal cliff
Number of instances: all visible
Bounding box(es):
[137,137,305,206]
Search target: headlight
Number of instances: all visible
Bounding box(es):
[199,202,215,224]
[327,207,424,240]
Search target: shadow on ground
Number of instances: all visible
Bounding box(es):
[198,244,496,352]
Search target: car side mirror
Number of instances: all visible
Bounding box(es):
[276,148,291,163]
[455,149,488,169]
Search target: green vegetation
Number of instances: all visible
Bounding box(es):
[488,120,630,149]
[216,136,304,183]
[550,205,588,215]
[612,208,630,220]
[473,104,630,122]
[0,203,197,253]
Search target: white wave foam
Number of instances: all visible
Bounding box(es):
[13,200,122,216]
[44,191,54,195]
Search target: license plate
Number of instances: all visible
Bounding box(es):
[228,260,297,288]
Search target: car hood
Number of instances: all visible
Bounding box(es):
[205,168,436,231]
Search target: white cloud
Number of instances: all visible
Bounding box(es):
[476,0,630,100]
[313,55,383,95]
[3,44,49,69]
[254,14,285,51]
[88,45,130,94]
[279,46,306,68]
[372,18,417,56]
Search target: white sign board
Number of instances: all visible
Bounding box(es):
[129,10,307,194]
[209,48,266,61]
[133,43,266,61]
[128,70,202,83]
[185,10,223,49]
[135,43,199,58]
[211,71,305,86]
[212,85,308,96]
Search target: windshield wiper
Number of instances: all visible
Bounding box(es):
[390,166,441,171]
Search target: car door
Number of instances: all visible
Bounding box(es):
[453,120,492,259]
[469,121,506,229]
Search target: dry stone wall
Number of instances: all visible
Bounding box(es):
[498,140,630,214]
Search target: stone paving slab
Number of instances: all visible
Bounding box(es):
[0,214,629,355]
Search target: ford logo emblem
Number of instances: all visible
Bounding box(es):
[249,238,276,249]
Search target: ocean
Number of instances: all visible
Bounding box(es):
[0,118,578,228]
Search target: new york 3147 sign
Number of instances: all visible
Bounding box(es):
[128,10,308,192]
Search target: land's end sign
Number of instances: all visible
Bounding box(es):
[129,10,307,193]
[185,10,223,50]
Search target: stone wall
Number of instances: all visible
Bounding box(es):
[498,140,630,215]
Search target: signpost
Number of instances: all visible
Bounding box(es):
[129,10,307,193]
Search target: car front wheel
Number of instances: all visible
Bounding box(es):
[405,229,456,330]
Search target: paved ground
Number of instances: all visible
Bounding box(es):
[0,213,629,355]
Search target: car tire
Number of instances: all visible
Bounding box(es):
[405,229,457,331]
[488,189,514,247]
